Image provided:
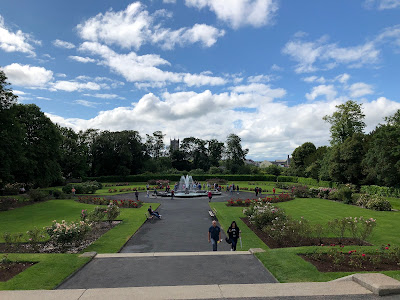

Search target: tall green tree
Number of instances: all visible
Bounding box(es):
[362,110,400,187]
[13,104,62,187]
[59,126,89,179]
[91,130,143,176]
[290,142,316,177]
[0,70,23,185]
[145,131,165,159]
[328,133,366,185]
[208,139,224,167]
[323,100,366,145]
[225,134,248,174]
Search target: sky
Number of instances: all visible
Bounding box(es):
[1,0,400,161]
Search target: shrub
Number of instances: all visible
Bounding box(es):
[3,183,21,195]
[28,189,49,202]
[62,181,102,194]
[337,185,354,204]
[265,216,312,245]
[292,185,309,198]
[0,197,18,211]
[298,177,318,186]
[46,220,92,247]
[244,202,287,230]
[346,216,376,242]
[277,176,297,183]
[356,194,371,207]
[105,201,120,224]
[365,195,392,211]
[88,206,107,222]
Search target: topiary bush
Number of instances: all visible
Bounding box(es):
[365,195,392,211]
[28,189,49,202]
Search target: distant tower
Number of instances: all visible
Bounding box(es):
[170,138,179,151]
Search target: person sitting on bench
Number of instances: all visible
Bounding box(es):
[148,205,162,219]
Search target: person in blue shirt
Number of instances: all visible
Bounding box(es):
[208,220,221,251]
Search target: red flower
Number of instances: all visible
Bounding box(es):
[385,247,389,250]
[362,254,366,257]
[321,244,324,246]
[388,244,391,246]
[348,251,352,254]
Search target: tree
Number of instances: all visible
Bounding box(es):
[145,131,165,159]
[264,164,282,176]
[225,134,248,174]
[0,70,23,185]
[290,142,316,177]
[328,133,366,185]
[91,130,143,176]
[305,146,329,179]
[362,110,400,186]
[323,100,366,145]
[208,139,224,167]
[58,126,89,179]
[12,104,62,187]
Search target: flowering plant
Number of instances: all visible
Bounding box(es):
[46,220,92,246]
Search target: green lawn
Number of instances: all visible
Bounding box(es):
[0,253,90,290]
[0,199,158,290]
[210,198,400,283]
[387,197,400,211]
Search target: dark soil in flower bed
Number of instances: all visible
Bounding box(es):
[300,254,400,272]
[0,262,36,281]
[240,217,371,249]
[0,221,121,254]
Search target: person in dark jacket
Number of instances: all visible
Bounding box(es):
[227,221,240,251]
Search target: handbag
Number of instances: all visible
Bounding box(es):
[225,237,232,244]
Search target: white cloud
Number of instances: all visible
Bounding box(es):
[36,96,51,100]
[163,0,177,3]
[84,93,125,99]
[271,64,283,71]
[185,0,278,29]
[53,39,75,49]
[364,0,400,10]
[248,74,274,83]
[75,100,99,107]
[283,36,380,73]
[348,82,374,98]
[69,55,96,63]
[77,2,224,50]
[0,15,40,56]
[13,90,28,95]
[376,25,400,50]
[56,73,67,78]
[335,73,350,83]
[2,63,53,87]
[79,42,226,86]
[302,76,326,84]
[305,84,337,101]
[52,80,101,92]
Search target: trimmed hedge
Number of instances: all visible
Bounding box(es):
[83,174,280,182]
[360,185,400,198]
[277,176,298,183]
[297,177,318,186]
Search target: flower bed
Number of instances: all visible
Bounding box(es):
[0,257,36,282]
[76,196,143,208]
[300,244,400,272]
[226,193,293,206]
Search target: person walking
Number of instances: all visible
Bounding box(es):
[227,221,240,251]
[273,188,276,195]
[171,189,174,200]
[208,220,221,251]
[255,187,258,197]
[71,187,76,196]
[208,191,212,202]
[135,189,139,201]
[146,189,149,198]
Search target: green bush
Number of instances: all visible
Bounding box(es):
[292,185,309,198]
[0,197,18,211]
[62,181,102,194]
[3,183,21,195]
[360,185,400,198]
[46,220,92,246]
[106,202,120,224]
[365,196,392,211]
[28,189,49,202]
[298,177,318,186]
[337,185,354,204]
[88,206,107,222]
[244,202,287,230]
[277,176,298,183]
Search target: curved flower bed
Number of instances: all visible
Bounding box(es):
[226,193,293,206]
[77,196,143,208]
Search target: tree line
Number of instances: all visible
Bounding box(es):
[0,71,252,188]
[287,100,400,188]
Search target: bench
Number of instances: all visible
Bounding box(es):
[145,212,154,221]
[208,208,217,219]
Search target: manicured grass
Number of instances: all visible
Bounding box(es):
[386,197,400,211]
[210,198,400,283]
[0,199,159,289]
[84,203,159,253]
[0,253,91,290]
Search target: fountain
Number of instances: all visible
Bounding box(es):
[159,175,221,198]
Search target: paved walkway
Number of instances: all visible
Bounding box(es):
[58,191,278,289]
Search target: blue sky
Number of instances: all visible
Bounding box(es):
[1,0,400,161]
